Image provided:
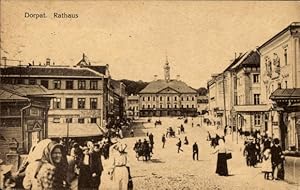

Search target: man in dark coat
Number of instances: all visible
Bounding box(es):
[90,144,103,190]
[162,134,166,148]
[271,138,284,180]
[193,142,199,160]
[176,138,183,153]
[142,139,151,161]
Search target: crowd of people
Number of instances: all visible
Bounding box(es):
[243,135,285,180]
[2,118,135,190]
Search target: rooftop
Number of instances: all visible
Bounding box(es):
[0,84,53,102]
[139,79,197,94]
[0,66,104,78]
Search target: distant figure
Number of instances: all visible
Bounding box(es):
[176,139,183,153]
[162,134,166,148]
[193,142,199,160]
[184,136,189,145]
[130,129,134,137]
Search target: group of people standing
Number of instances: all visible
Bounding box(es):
[5,135,133,190]
[133,133,154,161]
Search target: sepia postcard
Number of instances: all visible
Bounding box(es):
[0,1,300,190]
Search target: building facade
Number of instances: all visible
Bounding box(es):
[0,84,52,157]
[259,22,300,151]
[0,61,106,138]
[139,59,197,117]
[125,95,140,119]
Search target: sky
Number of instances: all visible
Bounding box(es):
[1,1,300,88]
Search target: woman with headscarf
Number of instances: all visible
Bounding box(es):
[108,137,130,190]
[212,139,231,176]
[23,140,68,189]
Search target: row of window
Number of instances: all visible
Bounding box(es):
[24,79,100,90]
[53,117,98,124]
[142,96,195,101]
[53,98,98,109]
[142,104,195,109]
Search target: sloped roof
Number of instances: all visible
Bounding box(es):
[85,65,107,75]
[0,66,103,78]
[0,89,28,101]
[231,50,260,70]
[270,88,300,100]
[0,84,53,102]
[139,79,196,94]
[48,123,104,137]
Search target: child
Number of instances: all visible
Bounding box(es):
[261,142,272,180]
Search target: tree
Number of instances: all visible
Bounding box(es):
[119,79,149,95]
[196,87,208,96]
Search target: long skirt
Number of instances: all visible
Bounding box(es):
[112,166,129,190]
[216,153,228,176]
[78,165,91,189]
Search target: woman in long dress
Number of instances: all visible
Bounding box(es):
[212,139,230,176]
[108,138,129,190]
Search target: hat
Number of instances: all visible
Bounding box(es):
[114,142,127,153]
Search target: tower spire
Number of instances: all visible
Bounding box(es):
[164,56,170,82]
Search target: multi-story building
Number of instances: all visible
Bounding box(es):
[207,54,244,127]
[0,59,106,139]
[231,50,269,133]
[0,84,52,157]
[77,54,126,127]
[196,95,208,115]
[139,59,197,117]
[258,22,300,150]
[126,95,140,119]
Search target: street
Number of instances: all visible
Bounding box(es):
[100,117,299,190]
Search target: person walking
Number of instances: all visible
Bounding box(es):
[271,138,284,180]
[162,134,166,148]
[149,133,154,153]
[176,138,183,153]
[108,139,130,190]
[193,142,199,161]
[212,139,231,176]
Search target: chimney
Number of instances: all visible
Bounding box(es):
[176,75,180,81]
[154,75,158,81]
[46,58,51,66]
[32,60,34,66]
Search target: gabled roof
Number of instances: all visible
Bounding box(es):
[230,50,260,70]
[0,66,104,78]
[139,79,196,94]
[0,84,53,102]
[258,22,300,51]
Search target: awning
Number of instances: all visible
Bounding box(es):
[270,88,300,101]
[233,104,271,112]
[48,123,105,138]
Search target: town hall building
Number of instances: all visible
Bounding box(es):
[138,58,197,117]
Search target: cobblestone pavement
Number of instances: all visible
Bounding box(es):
[100,117,299,190]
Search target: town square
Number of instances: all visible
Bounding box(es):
[0,1,300,190]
